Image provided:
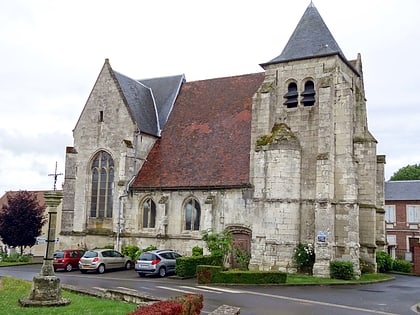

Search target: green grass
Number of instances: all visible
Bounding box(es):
[0,277,137,315]
[286,272,393,285]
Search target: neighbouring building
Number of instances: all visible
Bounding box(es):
[0,190,63,257]
[385,180,420,260]
[59,3,385,277]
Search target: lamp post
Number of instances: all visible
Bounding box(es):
[19,191,70,307]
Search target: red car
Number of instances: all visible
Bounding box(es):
[53,249,85,272]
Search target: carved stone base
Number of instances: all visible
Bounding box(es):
[19,275,70,307]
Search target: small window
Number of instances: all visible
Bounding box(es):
[99,110,104,122]
[301,80,316,106]
[407,205,420,223]
[283,82,298,108]
[384,205,396,223]
[184,198,201,231]
[142,198,156,228]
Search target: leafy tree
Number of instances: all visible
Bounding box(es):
[390,164,420,180]
[201,228,232,266]
[0,191,47,254]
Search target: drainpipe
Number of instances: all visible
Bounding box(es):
[116,194,128,252]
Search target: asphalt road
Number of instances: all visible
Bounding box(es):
[1,264,419,315]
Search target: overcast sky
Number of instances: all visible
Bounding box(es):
[1,0,419,195]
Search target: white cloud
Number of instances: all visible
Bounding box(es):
[1,0,420,194]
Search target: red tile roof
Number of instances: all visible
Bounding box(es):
[132,72,265,190]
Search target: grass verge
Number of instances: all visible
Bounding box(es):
[0,276,137,315]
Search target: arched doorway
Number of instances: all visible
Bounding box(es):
[226,225,252,269]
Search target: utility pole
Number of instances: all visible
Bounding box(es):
[48,162,63,191]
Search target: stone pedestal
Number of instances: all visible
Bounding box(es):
[312,242,332,278]
[19,191,70,307]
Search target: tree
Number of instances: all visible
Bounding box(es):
[390,164,420,181]
[0,191,47,254]
[201,228,232,266]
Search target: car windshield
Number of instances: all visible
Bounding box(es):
[83,251,98,258]
[53,251,64,258]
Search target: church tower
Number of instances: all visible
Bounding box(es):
[250,3,384,277]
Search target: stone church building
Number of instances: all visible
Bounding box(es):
[60,3,385,277]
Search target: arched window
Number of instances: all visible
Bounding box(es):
[301,80,316,106]
[283,82,298,108]
[142,198,156,228]
[90,151,114,218]
[184,198,200,231]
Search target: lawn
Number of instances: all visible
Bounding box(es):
[286,272,393,285]
[0,277,137,315]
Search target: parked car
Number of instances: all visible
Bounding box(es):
[135,249,182,277]
[53,249,85,272]
[78,249,132,274]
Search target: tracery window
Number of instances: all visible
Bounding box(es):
[184,198,200,231]
[142,198,156,228]
[90,151,114,218]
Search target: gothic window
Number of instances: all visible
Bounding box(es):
[90,151,114,218]
[301,80,316,106]
[184,198,200,231]
[142,198,156,228]
[283,82,298,108]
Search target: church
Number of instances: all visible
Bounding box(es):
[60,3,386,277]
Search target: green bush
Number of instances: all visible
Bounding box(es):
[293,243,315,274]
[192,246,203,256]
[2,253,31,263]
[392,259,412,273]
[196,265,287,284]
[122,245,140,261]
[175,255,216,278]
[330,260,354,280]
[376,251,393,272]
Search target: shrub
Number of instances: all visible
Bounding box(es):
[293,243,315,274]
[376,251,393,273]
[192,246,203,256]
[175,255,215,278]
[233,247,250,271]
[201,229,232,267]
[392,259,412,273]
[330,260,354,280]
[122,245,140,262]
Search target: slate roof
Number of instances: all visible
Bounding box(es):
[132,73,265,190]
[385,181,420,201]
[113,69,184,137]
[261,2,352,72]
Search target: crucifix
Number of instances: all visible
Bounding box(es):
[48,161,63,191]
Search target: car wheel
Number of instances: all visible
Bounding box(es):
[65,264,73,272]
[97,264,105,274]
[138,272,145,277]
[80,270,87,274]
[125,261,132,270]
[158,267,166,277]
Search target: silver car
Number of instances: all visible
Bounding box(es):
[79,249,132,274]
[135,249,182,277]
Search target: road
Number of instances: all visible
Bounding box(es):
[0,265,419,314]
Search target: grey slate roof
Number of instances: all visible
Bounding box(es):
[385,181,420,201]
[114,71,184,137]
[261,2,347,67]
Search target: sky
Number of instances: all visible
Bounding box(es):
[1,0,420,195]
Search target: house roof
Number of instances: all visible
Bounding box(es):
[385,181,420,201]
[261,2,356,75]
[113,64,184,137]
[131,72,265,190]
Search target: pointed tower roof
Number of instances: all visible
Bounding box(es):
[261,2,349,67]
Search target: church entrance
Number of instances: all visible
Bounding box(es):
[226,225,251,270]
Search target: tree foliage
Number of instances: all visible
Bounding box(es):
[0,191,47,253]
[390,164,420,180]
[201,228,232,266]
